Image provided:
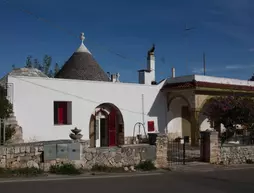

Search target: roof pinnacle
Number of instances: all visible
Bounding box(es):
[80,32,85,44]
[75,32,91,54]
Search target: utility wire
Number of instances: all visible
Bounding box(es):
[14,76,161,116]
[3,0,147,67]
[3,0,171,79]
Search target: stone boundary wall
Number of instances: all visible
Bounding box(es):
[207,132,254,165]
[81,145,156,170]
[0,140,156,171]
[219,145,254,165]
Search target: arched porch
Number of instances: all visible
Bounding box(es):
[89,103,124,147]
[167,95,192,140]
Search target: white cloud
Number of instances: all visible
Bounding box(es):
[225,64,254,69]
[192,68,203,73]
[192,64,254,73]
[225,65,243,69]
[192,68,213,74]
[249,48,254,52]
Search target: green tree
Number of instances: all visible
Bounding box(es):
[0,86,15,143]
[33,58,40,69]
[0,86,13,119]
[54,63,60,76]
[204,96,254,128]
[25,56,33,68]
[23,55,62,77]
[250,74,254,81]
[48,70,54,78]
[43,55,52,75]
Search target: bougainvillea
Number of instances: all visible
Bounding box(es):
[203,95,254,130]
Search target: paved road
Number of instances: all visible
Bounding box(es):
[1,168,254,193]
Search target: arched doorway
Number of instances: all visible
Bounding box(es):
[167,95,191,140]
[198,97,226,134]
[89,103,124,147]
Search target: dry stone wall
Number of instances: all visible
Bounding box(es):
[206,132,254,165]
[81,145,156,170]
[0,140,89,169]
[219,145,254,165]
[0,140,156,171]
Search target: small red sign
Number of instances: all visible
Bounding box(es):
[148,121,155,132]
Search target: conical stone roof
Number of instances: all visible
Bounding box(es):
[55,33,110,82]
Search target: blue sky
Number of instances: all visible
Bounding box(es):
[1,0,254,82]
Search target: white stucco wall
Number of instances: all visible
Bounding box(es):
[8,76,167,142]
[167,97,191,139]
[167,74,254,87]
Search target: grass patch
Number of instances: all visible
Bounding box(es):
[49,163,81,175]
[135,160,156,171]
[0,167,44,178]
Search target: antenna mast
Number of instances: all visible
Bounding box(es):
[203,52,206,75]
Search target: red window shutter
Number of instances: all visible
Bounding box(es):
[148,121,155,132]
[54,102,69,125]
[62,102,67,124]
[58,106,64,124]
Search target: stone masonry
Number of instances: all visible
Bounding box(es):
[209,131,220,164]
[220,145,254,165]
[155,134,168,169]
[0,140,156,171]
[207,131,254,165]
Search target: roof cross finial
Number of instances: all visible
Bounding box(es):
[80,32,85,43]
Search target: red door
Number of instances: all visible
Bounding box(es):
[108,109,116,146]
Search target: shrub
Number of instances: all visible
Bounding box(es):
[11,167,43,176]
[49,163,81,175]
[0,167,6,174]
[246,159,254,164]
[204,96,254,134]
[135,160,156,171]
[0,167,43,177]
[5,125,16,141]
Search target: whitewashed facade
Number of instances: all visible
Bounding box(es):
[4,34,254,146]
[7,71,254,145]
[7,75,167,145]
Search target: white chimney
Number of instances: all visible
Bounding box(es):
[147,49,155,83]
[171,67,175,78]
[138,45,156,85]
